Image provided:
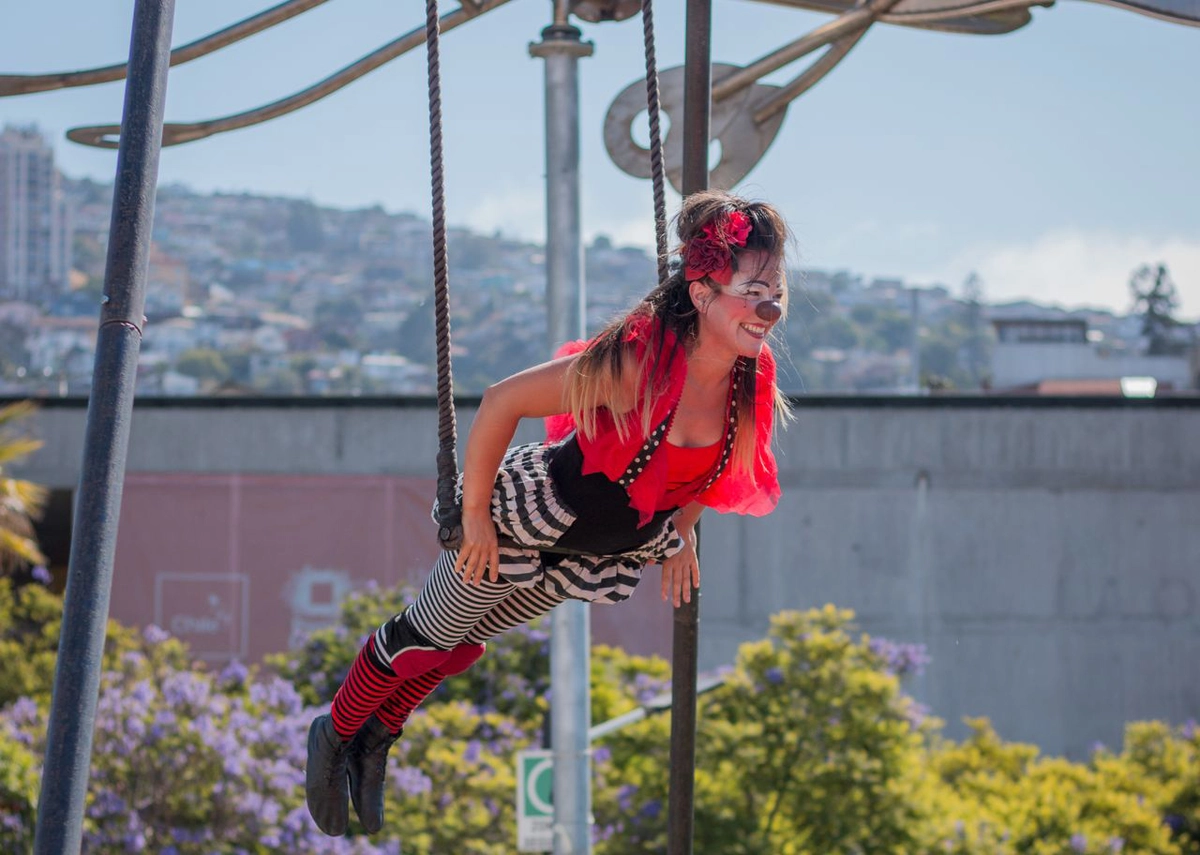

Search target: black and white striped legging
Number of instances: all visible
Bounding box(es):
[400,550,566,651]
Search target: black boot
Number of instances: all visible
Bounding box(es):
[347,715,402,834]
[306,714,352,836]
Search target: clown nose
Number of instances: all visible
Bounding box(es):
[756,301,783,322]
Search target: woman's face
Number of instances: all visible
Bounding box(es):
[691,251,785,360]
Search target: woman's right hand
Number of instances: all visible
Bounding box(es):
[453,505,502,585]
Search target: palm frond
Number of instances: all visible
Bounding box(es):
[0,527,47,569]
[0,400,38,428]
[0,401,50,571]
[0,437,44,466]
[2,477,48,519]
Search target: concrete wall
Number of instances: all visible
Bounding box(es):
[10,396,1200,757]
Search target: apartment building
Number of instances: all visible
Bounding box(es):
[0,125,71,302]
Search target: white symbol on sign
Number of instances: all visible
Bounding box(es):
[524,757,553,816]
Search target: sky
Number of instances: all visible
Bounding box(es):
[2,0,1198,317]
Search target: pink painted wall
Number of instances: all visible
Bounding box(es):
[111,473,674,664]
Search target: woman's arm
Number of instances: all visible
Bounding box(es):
[674,501,704,533]
[661,502,705,607]
[455,354,578,584]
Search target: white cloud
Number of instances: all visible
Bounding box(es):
[586,213,657,251]
[456,185,546,243]
[924,231,1200,317]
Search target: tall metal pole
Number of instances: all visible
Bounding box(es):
[669,2,711,853]
[530,3,594,852]
[33,1,176,853]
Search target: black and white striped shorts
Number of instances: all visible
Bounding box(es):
[441,442,683,604]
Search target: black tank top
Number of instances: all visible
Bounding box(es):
[546,434,676,556]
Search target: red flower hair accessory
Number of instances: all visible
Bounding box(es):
[683,210,752,287]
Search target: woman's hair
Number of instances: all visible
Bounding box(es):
[563,190,793,473]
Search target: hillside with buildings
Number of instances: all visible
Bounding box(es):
[1,126,1196,398]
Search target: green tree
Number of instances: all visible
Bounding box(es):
[876,310,916,354]
[850,304,879,326]
[0,576,140,708]
[806,315,860,351]
[5,595,1200,854]
[960,272,990,387]
[920,336,964,389]
[174,348,231,384]
[592,606,938,854]
[1130,264,1182,356]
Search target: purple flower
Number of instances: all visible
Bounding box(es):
[249,677,303,715]
[905,699,931,731]
[1182,719,1197,740]
[637,799,662,821]
[393,766,433,797]
[1070,833,1088,853]
[162,671,210,708]
[31,565,51,584]
[593,746,611,764]
[1107,838,1124,853]
[617,784,637,811]
[143,624,170,644]
[129,679,155,706]
[765,667,784,685]
[220,659,249,687]
[868,637,931,677]
[7,696,39,726]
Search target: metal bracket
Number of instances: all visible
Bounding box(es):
[605,62,789,192]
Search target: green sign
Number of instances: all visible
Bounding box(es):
[516,749,553,851]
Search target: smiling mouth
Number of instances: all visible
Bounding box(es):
[740,323,769,340]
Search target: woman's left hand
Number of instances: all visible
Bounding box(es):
[661,525,700,607]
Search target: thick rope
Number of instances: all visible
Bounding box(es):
[641,0,669,288]
[427,0,666,552]
[426,0,462,549]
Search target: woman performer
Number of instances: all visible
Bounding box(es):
[307,189,792,836]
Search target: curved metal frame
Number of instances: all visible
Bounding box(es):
[1,0,1196,167]
[65,0,511,148]
[0,0,332,97]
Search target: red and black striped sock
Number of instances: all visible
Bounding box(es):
[375,670,445,734]
[374,642,486,735]
[330,637,403,740]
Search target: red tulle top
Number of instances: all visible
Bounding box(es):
[545,312,781,527]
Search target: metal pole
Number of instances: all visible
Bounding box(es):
[530,6,594,853]
[669,2,711,853]
[33,1,176,853]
